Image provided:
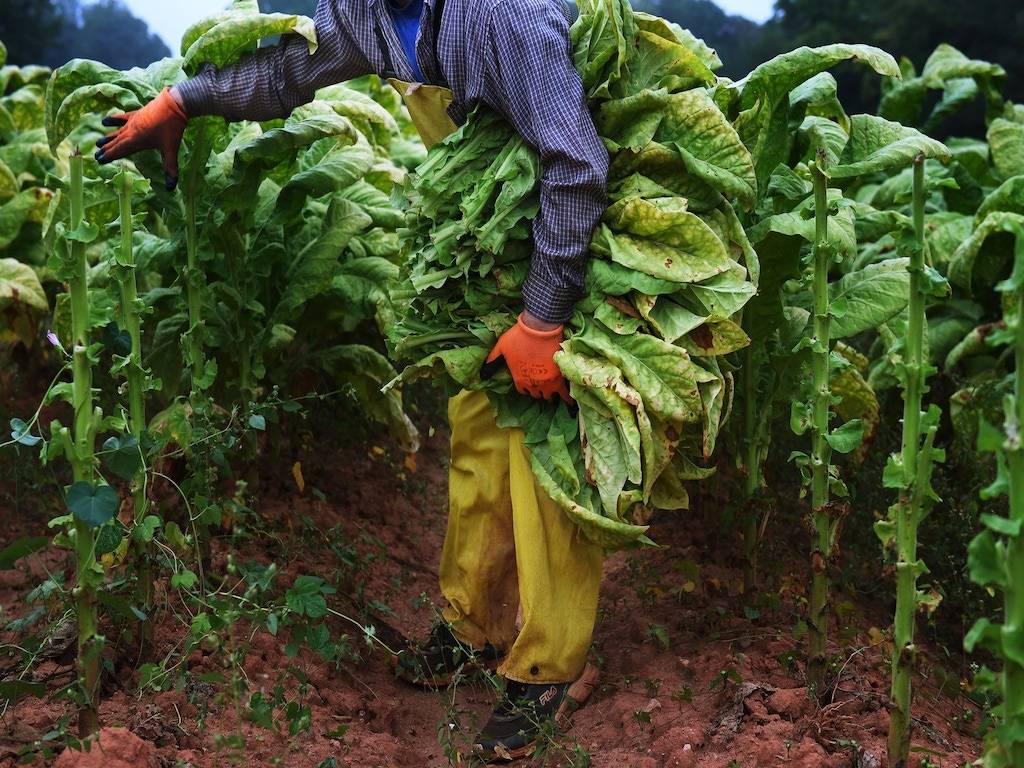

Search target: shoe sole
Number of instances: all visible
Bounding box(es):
[478,662,602,764]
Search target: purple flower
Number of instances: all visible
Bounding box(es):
[46,331,60,347]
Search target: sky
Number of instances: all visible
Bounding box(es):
[122,0,776,52]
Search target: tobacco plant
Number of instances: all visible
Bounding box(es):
[109,168,158,644]
[51,153,109,735]
[963,215,1024,768]
[872,157,947,768]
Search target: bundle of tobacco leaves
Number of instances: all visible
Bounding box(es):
[388,0,758,548]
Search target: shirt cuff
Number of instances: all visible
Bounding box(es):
[522,263,582,325]
[175,67,218,118]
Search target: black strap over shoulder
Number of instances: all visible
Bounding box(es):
[431,0,446,64]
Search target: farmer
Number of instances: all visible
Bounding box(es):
[96,0,607,758]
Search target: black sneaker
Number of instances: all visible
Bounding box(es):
[473,664,600,763]
[394,623,503,687]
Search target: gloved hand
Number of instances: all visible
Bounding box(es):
[95,87,188,190]
[482,312,572,403]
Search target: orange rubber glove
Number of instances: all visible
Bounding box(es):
[482,313,572,404]
[95,87,188,190]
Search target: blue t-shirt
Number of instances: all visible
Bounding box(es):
[388,0,425,83]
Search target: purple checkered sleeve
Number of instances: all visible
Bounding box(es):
[177,0,607,323]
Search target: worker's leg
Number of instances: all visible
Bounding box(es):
[498,427,604,684]
[439,390,520,652]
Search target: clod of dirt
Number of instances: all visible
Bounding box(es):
[767,686,814,720]
[53,727,158,768]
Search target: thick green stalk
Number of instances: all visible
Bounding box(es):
[743,343,761,592]
[184,191,203,385]
[1004,277,1024,767]
[808,154,832,692]
[888,156,927,767]
[115,172,152,650]
[68,153,100,737]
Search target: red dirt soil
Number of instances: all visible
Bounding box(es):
[0,384,983,767]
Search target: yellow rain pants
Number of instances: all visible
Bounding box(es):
[390,79,604,684]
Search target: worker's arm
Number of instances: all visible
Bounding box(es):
[97,0,371,187]
[486,0,608,326]
[480,0,607,402]
[175,0,371,121]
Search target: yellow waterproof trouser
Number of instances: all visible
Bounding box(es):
[439,390,604,684]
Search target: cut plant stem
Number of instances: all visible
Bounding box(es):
[808,150,833,693]
[887,155,928,768]
[742,343,761,592]
[1004,240,1024,768]
[68,152,100,736]
[115,170,153,651]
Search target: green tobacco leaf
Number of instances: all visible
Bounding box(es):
[66,482,119,528]
[102,435,142,481]
[318,344,419,453]
[964,617,1002,655]
[988,118,1024,181]
[825,419,864,454]
[949,212,1024,292]
[183,13,317,75]
[0,191,52,250]
[738,44,900,112]
[45,59,156,150]
[0,536,49,569]
[624,19,715,95]
[829,114,950,178]
[594,196,732,284]
[656,89,756,209]
[828,259,911,339]
[273,199,371,322]
[977,176,1024,221]
[51,83,142,151]
[0,258,47,314]
[574,320,714,424]
[571,0,636,99]
[596,89,669,152]
[274,135,375,220]
[747,190,857,258]
[967,529,1007,588]
[790,72,847,128]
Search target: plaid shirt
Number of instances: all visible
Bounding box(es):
[178,0,608,324]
